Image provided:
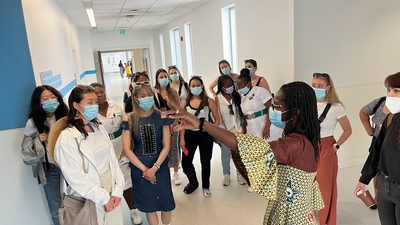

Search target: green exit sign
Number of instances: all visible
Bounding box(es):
[120,29,126,35]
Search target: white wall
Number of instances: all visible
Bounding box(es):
[90,30,157,81]
[152,0,295,94]
[1,0,95,224]
[23,0,87,86]
[78,29,96,73]
[294,0,400,166]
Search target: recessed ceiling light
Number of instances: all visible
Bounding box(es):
[130,9,139,12]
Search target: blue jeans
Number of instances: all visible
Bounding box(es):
[43,164,61,225]
[220,142,231,175]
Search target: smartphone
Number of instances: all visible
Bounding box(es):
[183,147,189,156]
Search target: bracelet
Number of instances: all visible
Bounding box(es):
[153,162,160,170]
[199,117,206,131]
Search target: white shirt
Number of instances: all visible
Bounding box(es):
[97,102,124,158]
[240,86,272,115]
[24,116,56,163]
[172,82,189,104]
[318,102,346,138]
[54,125,124,209]
[216,93,243,132]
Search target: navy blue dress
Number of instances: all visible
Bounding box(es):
[120,111,175,212]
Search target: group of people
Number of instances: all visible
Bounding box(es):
[21,56,400,224]
[119,60,133,78]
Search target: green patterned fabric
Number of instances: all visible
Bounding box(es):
[236,134,324,225]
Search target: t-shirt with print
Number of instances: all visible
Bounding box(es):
[317,102,346,138]
[362,97,387,137]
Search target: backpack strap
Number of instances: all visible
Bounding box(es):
[372,97,386,114]
[318,103,332,124]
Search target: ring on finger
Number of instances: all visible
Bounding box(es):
[176,109,179,114]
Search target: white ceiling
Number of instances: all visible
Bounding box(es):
[54,0,212,32]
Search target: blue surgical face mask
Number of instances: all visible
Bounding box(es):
[79,104,99,121]
[42,99,60,113]
[159,78,170,87]
[238,86,250,95]
[191,86,203,96]
[138,96,155,111]
[131,82,135,88]
[170,73,179,81]
[247,68,254,76]
[313,88,326,99]
[221,67,231,75]
[268,107,287,129]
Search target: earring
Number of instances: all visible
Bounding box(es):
[75,111,82,120]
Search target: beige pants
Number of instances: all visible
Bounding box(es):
[96,169,123,225]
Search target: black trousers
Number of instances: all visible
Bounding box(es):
[182,130,214,189]
[377,173,400,225]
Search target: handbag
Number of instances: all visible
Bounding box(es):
[59,194,98,225]
[58,138,100,225]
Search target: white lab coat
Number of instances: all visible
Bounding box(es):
[54,125,124,210]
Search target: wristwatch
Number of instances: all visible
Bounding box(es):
[334,143,340,150]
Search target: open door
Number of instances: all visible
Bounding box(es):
[97,50,105,87]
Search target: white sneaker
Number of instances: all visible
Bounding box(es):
[222,174,230,186]
[203,188,212,198]
[131,209,142,224]
[237,174,247,185]
[173,172,182,186]
[247,186,254,193]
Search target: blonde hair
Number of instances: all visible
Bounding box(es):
[313,74,344,106]
[131,84,157,132]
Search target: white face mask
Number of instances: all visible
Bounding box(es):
[385,96,400,114]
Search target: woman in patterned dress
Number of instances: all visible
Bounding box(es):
[167,81,324,225]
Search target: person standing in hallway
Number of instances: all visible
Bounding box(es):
[244,59,271,93]
[214,75,247,186]
[121,82,175,225]
[54,85,125,225]
[119,60,125,78]
[180,76,220,197]
[208,60,239,96]
[312,73,352,225]
[125,63,132,78]
[90,82,142,224]
[359,96,388,207]
[166,81,324,225]
[355,72,400,225]
[153,68,181,186]
[237,68,272,192]
[21,85,68,225]
[168,65,189,186]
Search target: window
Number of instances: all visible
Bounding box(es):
[159,33,166,69]
[169,28,182,71]
[184,23,195,77]
[221,4,238,73]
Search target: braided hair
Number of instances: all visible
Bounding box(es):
[280,81,320,160]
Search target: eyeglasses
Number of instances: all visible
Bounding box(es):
[228,104,234,115]
[271,98,284,111]
[134,81,151,87]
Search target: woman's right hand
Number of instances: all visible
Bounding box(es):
[39,133,48,142]
[354,182,366,198]
[180,139,186,149]
[104,197,115,212]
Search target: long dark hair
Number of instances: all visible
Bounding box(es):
[216,76,244,122]
[280,81,320,160]
[28,85,68,134]
[185,76,208,107]
[154,68,174,102]
[66,85,100,138]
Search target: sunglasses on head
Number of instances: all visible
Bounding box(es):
[313,73,330,78]
[228,104,234,115]
[134,81,151,87]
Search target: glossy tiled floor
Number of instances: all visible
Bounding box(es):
[104,72,380,225]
